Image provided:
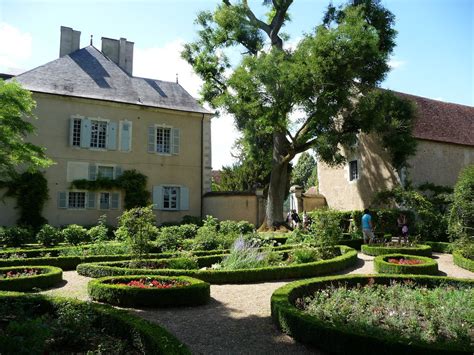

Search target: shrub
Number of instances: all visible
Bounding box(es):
[0,226,33,247]
[36,224,62,247]
[181,215,203,226]
[309,209,342,259]
[156,224,198,252]
[219,220,254,236]
[288,248,320,264]
[217,237,270,270]
[87,215,109,243]
[449,165,474,241]
[115,206,158,259]
[62,224,89,245]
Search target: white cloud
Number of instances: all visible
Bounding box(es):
[388,58,406,69]
[0,22,32,73]
[134,40,240,169]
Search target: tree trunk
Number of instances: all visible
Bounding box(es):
[265,131,292,228]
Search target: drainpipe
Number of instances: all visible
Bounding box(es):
[200,114,204,219]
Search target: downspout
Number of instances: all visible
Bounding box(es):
[200,114,204,219]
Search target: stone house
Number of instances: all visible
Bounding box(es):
[0,26,212,226]
[318,92,474,210]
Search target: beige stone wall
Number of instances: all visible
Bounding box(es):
[202,194,265,226]
[407,140,474,187]
[0,93,211,227]
[318,134,400,211]
[302,194,327,211]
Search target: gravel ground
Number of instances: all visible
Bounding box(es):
[40,252,473,354]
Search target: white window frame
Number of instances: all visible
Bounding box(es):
[89,117,110,151]
[67,191,87,209]
[155,124,172,155]
[96,164,116,179]
[119,120,133,152]
[162,185,180,210]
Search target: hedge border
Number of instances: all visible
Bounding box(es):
[77,246,358,284]
[271,274,474,354]
[374,254,438,275]
[0,265,63,292]
[361,244,432,257]
[88,275,210,307]
[425,241,453,253]
[452,250,474,272]
[0,292,189,354]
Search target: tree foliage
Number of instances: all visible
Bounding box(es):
[448,165,474,241]
[0,80,53,178]
[183,0,416,226]
[291,152,317,190]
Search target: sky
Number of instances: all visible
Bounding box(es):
[0,0,472,169]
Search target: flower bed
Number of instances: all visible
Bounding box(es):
[361,243,432,257]
[271,274,473,354]
[453,250,474,272]
[0,292,189,354]
[374,254,438,275]
[77,246,358,284]
[88,275,210,307]
[0,266,63,291]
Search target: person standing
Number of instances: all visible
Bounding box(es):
[291,209,301,229]
[397,213,408,244]
[362,209,375,244]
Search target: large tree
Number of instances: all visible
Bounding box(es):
[0,80,53,179]
[291,152,317,190]
[183,0,416,227]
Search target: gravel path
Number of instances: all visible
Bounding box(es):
[40,252,473,354]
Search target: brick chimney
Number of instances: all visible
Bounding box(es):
[59,26,81,57]
[101,37,134,76]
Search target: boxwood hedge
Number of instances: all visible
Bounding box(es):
[77,246,358,284]
[0,292,189,354]
[271,274,473,354]
[0,266,63,291]
[424,241,453,253]
[361,244,432,257]
[374,254,438,275]
[453,250,474,272]
[88,275,210,307]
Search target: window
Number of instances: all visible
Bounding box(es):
[148,125,180,155]
[72,118,81,147]
[97,166,114,179]
[69,117,117,150]
[68,192,86,209]
[349,160,359,181]
[152,185,189,211]
[90,120,107,148]
[119,121,132,152]
[99,192,110,209]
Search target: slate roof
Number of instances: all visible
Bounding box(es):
[394,91,474,147]
[10,46,210,115]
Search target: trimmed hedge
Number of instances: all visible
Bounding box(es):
[88,275,210,307]
[338,238,364,250]
[0,292,189,354]
[77,246,358,284]
[0,266,63,291]
[374,254,438,275]
[361,244,432,257]
[271,274,474,354]
[425,241,453,253]
[453,250,474,272]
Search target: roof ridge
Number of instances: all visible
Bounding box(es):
[389,89,474,109]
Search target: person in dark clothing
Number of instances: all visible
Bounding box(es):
[291,209,301,229]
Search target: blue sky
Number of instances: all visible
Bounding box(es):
[0,0,472,168]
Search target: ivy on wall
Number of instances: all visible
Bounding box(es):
[0,171,49,229]
[71,169,150,209]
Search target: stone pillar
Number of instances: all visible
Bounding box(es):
[289,185,304,213]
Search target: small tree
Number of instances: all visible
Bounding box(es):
[115,206,158,259]
[448,165,474,242]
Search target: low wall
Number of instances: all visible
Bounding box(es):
[202,192,264,225]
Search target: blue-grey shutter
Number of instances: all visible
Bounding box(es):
[58,192,67,209]
[172,128,180,155]
[120,121,131,152]
[107,121,118,150]
[148,126,155,153]
[180,186,189,211]
[80,118,91,148]
[152,186,163,210]
[115,166,122,179]
[87,192,96,209]
[111,192,120,209]
[69,117,76,146]
[88,163,96,181]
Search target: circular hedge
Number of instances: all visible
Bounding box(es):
[77,246,358,284]
[361,244,432,257]
[88,275,210,307]
[374,254,438,275]
[0,292,189,354]
[453,250,474,272]
[271,274,474,354]
[0,266,63,291]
